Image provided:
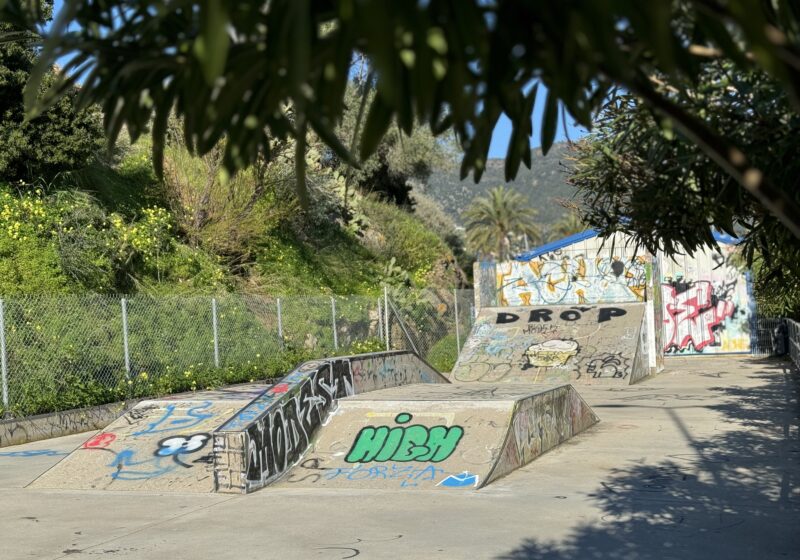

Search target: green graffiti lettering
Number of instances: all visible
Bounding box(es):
[418,425,464,462]
[345,426,389,463]
[374,426,405,461]
[393,425,431,461]
[344,413,464,464]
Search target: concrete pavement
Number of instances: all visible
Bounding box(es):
[0,356,798,559]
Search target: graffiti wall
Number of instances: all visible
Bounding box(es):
[660,245,752,355]
[213,351,449,493]
[496,254,649,307]
[279,384,598,490]
[491,233,650,307]
[450,303,650,385]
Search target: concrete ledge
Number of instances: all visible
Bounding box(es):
[0,400,139,448]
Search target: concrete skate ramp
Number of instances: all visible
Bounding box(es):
[30,396,256,492]
[214,351,449,493]
[279,383,598,490]
[451,303,651,385]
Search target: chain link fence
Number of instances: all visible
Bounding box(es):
[0,289,474,418]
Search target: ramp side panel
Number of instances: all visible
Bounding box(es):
[277,400,514,490]
[31,399,247,492]
[487,385,599,485]
[451,304,646,385]
[629,311,653,384]
[213,351,448,494]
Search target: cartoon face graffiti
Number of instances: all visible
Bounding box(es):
[523,339,579,368]
[155,433,211,467]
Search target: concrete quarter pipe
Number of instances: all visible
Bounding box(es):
[451,303,652,385]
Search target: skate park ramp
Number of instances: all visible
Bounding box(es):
[212,351,449,493]
[278,383,598,490]
[31,351,447,493]
[30,393,259,492]
[451,303,651,385]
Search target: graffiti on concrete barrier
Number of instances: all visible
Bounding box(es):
[662,281,735,353]
[324,463,445,487]
[82,432,116,449]
[437,471,480,488]
[586,352,630,379]
[234,360,354,488]
[108,449,174,480]
[497,255,648,306]
[345,413,464,463]
[132,401,214,436]
[522,339,579,369]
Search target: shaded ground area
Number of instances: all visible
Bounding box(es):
[0,356,797,559]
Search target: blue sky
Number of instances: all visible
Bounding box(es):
[488,91,588,159]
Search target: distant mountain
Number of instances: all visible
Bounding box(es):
[419,142,578,229]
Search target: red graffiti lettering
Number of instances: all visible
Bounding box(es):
[83,432,116,449]
[270,383,290,395]
[662,282,735,352]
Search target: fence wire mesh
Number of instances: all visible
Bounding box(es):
[0,290,473,418]
[386,288,475,371]
[749,317,787,357]
[788,320,800,370]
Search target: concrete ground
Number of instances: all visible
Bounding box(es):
[0,356,798,560]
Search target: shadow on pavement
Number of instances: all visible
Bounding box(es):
[497,359,800,560]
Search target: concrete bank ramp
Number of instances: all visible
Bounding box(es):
[451,303,651,385]
[278,383,598,490]
[30,396,256,492]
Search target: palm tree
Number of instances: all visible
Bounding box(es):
[547,211,587,242]
[463,186,541,261]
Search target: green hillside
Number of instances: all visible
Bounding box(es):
[422,142,578,229]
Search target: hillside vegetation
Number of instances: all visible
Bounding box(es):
[0,136,464,298]
[423,143,578,231]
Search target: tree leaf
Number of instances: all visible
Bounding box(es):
[541,87,558,154]
[359,92,394,161]
[194,0,229,84]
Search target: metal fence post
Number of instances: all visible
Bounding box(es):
[454,288,461,352]
[383,286,390,351]
[331,297,338,350]
[212,298,220,367]
[0,299,8,410]
[277,298,284,350]
[121,298,130,376]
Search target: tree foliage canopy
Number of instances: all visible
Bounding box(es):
[4,0,800,238]
[571,60,800,315]
[463,185,541,261]
[0,10,102,183]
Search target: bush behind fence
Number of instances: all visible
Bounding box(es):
[0,289,474,418]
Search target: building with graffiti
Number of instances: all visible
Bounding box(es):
[474,229,756,358]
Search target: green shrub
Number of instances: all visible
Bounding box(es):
[426,333,459,373]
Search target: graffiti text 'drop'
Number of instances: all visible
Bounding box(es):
[496,307,627,325]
